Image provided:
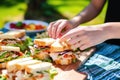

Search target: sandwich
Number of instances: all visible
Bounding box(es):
[0,46,24,69]
[49,39,78,65]
[29,38,55,61]
[6,57,33,73]
[0,30,33,52]
[6,58,57,80]
[0,30,25,46]
[24,62,53,80]
[0,30,25,39]
[30,38,78,65]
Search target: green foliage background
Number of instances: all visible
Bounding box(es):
[0,0,108,29]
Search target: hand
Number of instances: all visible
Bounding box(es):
[60,25,109,50]
[47,19,74,39]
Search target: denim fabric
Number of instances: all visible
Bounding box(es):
[77,43,120,80]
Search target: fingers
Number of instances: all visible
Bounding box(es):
[47,22,54,37]
[63,32,93,50]
[80,42,92,50]
[71,41,93,50]
[60,28,85,42]
[56,21,68,38]
[70,36,87,50]
[51,21,61,38]
[47,19,70,39]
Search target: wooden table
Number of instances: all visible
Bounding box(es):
[53,48,95,80]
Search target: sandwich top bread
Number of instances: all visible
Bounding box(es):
[33,38,71,53]
[50,39,71,52]
[6,57,33,73]
[0,46,20,52]
[30,38,56,61]
[34,38,55,46]
[0,30,25,39]
[6,58,57,80]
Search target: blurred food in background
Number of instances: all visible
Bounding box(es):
[10,21,46,30]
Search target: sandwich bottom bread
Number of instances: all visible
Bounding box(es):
[5,57,57,80]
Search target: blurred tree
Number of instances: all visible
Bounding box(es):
[0,0,24,7]
[24,0,68,23]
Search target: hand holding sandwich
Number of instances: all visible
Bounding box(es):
[47,18,109,50]
[47,17,118,50]
[47,19,74,39]
[60,24,111,50]
[47,21,110,50]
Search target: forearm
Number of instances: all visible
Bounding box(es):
[104,22,120,40]
[70,0,106,28]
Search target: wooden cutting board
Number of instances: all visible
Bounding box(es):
[53,47,95,80]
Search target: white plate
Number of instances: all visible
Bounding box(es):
[4,20,49,33]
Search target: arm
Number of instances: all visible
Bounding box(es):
[105,22,120,39]
[70,0,106,27]
[47,0,106,39]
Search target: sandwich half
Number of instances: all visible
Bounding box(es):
[0,30,25,46]
[29,38,55,61]
[6,58,57,80]
[0,30,33,52]
[0,30,25,39]
[50,39,77,65]
[0,46,24,69]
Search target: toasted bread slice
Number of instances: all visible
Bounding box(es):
[25,62,52,74]
[15,60,41,71]
[6,57,33,72]
[0,30,25,39]
[34,38,55,46]
[0,62,7,69]
[50,39,71,52]
[0,46,20,52]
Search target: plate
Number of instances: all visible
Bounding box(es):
[4,20,49,34]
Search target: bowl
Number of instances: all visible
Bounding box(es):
[4,20,49,37]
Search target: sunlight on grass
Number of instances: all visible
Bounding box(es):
[48,0,90,18]
[48,0,108,25]
[0,3,26,29]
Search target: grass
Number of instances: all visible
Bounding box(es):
[0,0,108,29]
[0,3,26,29]
[48,0,108,25]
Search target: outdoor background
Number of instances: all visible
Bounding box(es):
[0,0,108,29]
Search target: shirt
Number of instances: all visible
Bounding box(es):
[104,0,120,45]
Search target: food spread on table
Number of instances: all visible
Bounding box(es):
[9,21,46,30]
[0,30,94,80]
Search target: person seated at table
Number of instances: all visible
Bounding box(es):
[47,0,120,80]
